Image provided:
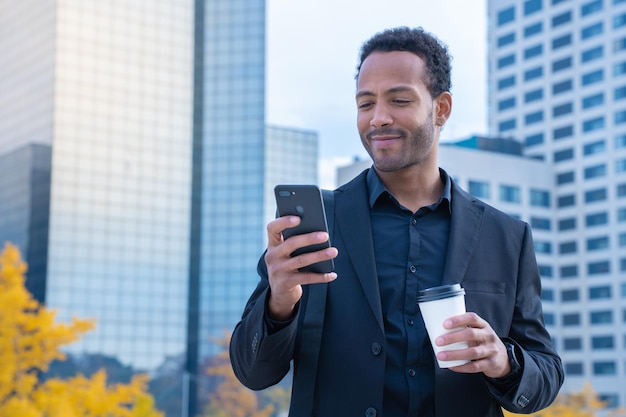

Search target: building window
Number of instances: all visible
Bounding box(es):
[498,32,516,47]
[615,110,626,125]
[524,21,543,37]
[525,132,544,146]
[530,189,551,207]
[552,56,572,72]
[616,134,626,148]
[541,288,554,302]
[562,313,580,326]
[588,260,610,275]
[524,66,543,81]
[587,236,609,251]
[584,164,606,179]
[498,75,516,90]
[525,88,544,102]
[619,207,626,222]
[583,116,605,132]
[539,265,553,278]
[531,217,551,230]
[557,171,575,184]
[553,79,573,95]
[554,148,574,162]
[499,184,521,203]
[553,102,573,117]
[615,85,626,100]
[468,181,490,199]
[582,93,604,109]
[498,54,516,68]
[617,183,626,197]
[552,11,572,27]
[589,286,612,300]
[591,336,614,349]
[581,45,603,62]
[593,361,616,375]
[560,265,578,278]
[535,241,552,254]
[524,44,543,59]
[558,217,576,230]
[525,0,543,15]
[585,212,607,227]
[590,310,613,324]
[498,6,516,26]
[581,22,603,39]
[552,33,572,50]
[563,337,582,350]
[615,37,626,52]
[498,97,516,111]
[565,362,584,375]
[525,110,544,124]
[554,125,573,140]
[615,61,626,76]
[619,232,626,247]
[583,140,605,155]
[558,194,576,207]
[582,69,604,85]
[581,0,603,16]
[561,288,580,301]
[585,188,607,202]
[560,241,577,254]
[615,12,626,28]
[499,119,516,131]
[617,158,626,173]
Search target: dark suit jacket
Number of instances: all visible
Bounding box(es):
[230,169,563,417]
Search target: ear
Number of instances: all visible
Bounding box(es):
[434,92,452,127]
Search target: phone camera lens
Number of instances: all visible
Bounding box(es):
[296,205,304,214]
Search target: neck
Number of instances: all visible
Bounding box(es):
[375,164,443,212]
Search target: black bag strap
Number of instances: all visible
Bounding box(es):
[297,189,334,416]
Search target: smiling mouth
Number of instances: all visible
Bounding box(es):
[366,128,405,141]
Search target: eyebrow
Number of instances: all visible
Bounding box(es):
[355,85,416,99]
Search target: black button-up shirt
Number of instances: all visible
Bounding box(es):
[366,168,452,417]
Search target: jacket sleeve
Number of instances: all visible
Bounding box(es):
[229,254,299,390]
[486,223,564,413]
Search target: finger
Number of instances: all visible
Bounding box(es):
[267,216,300,246]
[443,312,485,329]
[285,246,338,273]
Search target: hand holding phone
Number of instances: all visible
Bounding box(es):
[274,184,335,273]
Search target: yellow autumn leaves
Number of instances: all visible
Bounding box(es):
[0,243,163,417]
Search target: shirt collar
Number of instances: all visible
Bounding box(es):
[366,166,452,213]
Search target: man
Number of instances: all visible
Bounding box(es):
[230,27,563,417]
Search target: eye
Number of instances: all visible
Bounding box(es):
[392,99,411,105]
[357,101,374,110]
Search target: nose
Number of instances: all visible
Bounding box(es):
[370,104,392,128]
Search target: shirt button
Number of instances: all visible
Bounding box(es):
[408,318,414,326]
[365,407,377,417]
[409,265,416,273]
[371,342,382,356]
[412,218,417,225]
[408,369,416,377]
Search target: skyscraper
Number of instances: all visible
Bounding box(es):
[0,0,318,415]
[489,0,626,407]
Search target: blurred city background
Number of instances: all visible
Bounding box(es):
[1,0,626,415]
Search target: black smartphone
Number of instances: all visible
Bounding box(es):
[274,184,335,273]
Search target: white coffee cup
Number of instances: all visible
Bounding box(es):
[417,283,470,368]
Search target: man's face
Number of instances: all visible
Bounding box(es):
[356,51,446,173]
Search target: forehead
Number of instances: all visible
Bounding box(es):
[357,51,428,92]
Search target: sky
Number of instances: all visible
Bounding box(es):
[266,0,489,187]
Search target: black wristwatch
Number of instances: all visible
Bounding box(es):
[504,342,522,376]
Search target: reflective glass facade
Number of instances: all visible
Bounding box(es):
[196,0,267,360]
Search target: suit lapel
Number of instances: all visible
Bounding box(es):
[441,182,485,286]
[334,172,385,331]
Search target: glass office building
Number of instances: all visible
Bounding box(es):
[489,0,626,407]
[1,0,319,415]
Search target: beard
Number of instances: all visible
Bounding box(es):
[361,112,436,173]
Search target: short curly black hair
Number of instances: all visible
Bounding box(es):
[356,26,452,98]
